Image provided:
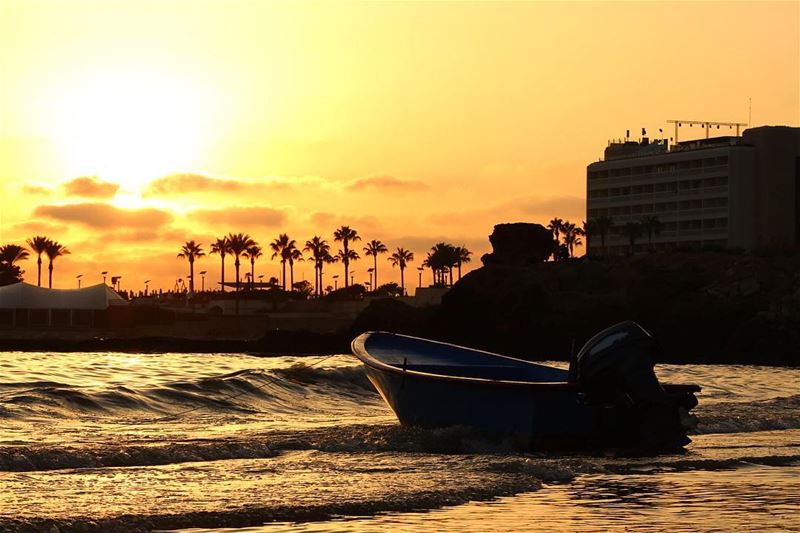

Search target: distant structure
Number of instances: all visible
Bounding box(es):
[586,124,800,254]
[0,282,128,328]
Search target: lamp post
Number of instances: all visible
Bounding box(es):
[367,268,374,291]
[101,271,108,285]
[144,280,150,295]
[76,274,83,288]
[199,271,207,292]
[333,275,339,291]
[418,267,424,288]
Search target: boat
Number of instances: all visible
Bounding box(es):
[351,321,700,450]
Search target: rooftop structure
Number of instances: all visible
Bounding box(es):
[0,282,127,328]
[586,125,800,254]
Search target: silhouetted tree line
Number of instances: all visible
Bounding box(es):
[169,229,477,315]
[550,215,664,258]
[1,229,472,298]
[0,237,69,287]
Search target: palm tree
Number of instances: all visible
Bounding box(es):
[454,246,472,280]
[44,240,69,288]
[270,233,293,290]
[286,245,303,290]
[582,220,595,254]
[0,244,30,266]
[591,215,615,256]
[389,248,414,296]
[244,245,262,290]
[422,253,434,286]
[26,235,50,287]
[428,242,458,286]
[226,233,256,316]
[304,236,331,296]
[177,240,205,293]
[333,226,360,287]
[335,248,359,286]
[321,253,338,295]
[227,233,256,291]
[547,218,564,261]
[0,244,29,286]
[210,237,230,292]
[363,239,388,290]
[639,215,663,251]
[560,221,584,258]
[622,222,643,255]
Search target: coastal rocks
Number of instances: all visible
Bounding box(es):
[481,223,553,266]
[350,298,434,336]
[432,252,800,365]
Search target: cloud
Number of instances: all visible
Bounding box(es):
[21,184,52,196]
[143,172,427,198]
[308,212,381,234]
[190,205,288,228]
[34,203,173,229]
[346,174,428,192]
[12,221,67,235]
[143,173,328,197]
[62,176,120,199]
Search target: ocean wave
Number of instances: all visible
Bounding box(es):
[0,441,278,472]
[2,451,798,533]
[694,394,800,434]
[0,364,379,421]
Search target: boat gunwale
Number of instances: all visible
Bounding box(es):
[351,331,700,393]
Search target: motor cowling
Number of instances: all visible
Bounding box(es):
[574,321,691,448]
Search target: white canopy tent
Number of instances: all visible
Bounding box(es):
[0,282,127,310]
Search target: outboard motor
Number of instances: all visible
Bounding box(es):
[575,321,694,449]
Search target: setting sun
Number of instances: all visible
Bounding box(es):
[50,68,215,191]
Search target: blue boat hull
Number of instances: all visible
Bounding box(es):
[364,364,597,440]
[353,332,699,448]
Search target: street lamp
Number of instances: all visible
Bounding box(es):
[199,271,207,292]
[367,267,374,291]
[144,280,151,295]
[418,267,424,288]
[333,274,339,290]
[101,271,108,285]
[76,274,83,288]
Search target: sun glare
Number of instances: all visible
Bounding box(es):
[52,69,212,192]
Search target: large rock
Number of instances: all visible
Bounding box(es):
[432,252,800,364]
[481,223,552,266]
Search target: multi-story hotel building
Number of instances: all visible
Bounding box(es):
[586,126,800,254]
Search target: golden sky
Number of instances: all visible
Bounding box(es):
[1,0,798,291]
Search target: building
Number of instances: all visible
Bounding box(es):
[0,282,128,328]
[586,125,800,254]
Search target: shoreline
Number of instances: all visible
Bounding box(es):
[0,330,352,357]
[0,332,797,367]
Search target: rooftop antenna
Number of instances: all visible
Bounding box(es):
[667,119,748,143]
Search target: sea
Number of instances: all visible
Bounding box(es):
[0,351,798,532]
